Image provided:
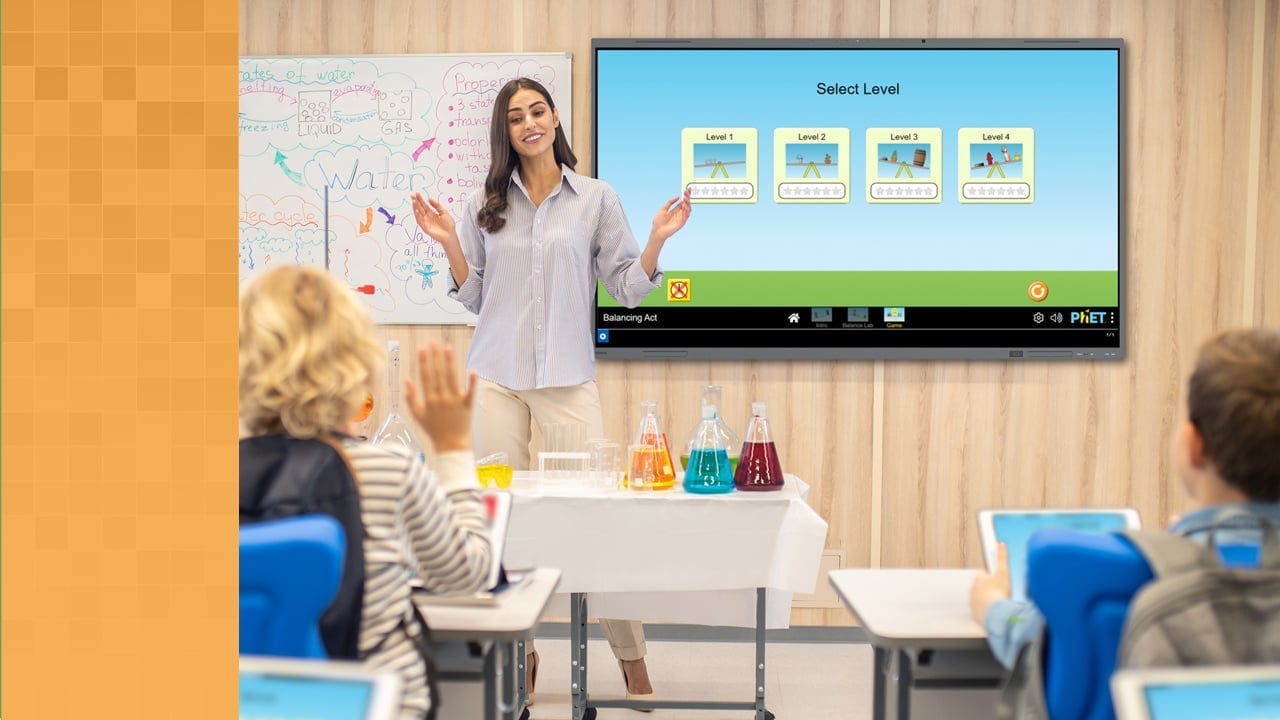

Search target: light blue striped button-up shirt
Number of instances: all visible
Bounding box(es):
[448,166,662,390]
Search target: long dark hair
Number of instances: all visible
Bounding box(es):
[476,78,577,233]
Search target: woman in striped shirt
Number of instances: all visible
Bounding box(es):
[410,76,692,709]
[239,266,493,720]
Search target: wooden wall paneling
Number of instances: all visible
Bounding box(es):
[240,0,324,55]
[877,0,1259,568]
[1258,0,1278,325]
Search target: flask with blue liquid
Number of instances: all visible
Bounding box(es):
[683,403,735,494]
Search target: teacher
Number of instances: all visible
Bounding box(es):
[410,77,692,710]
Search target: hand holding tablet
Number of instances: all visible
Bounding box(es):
[977,507,1142,600]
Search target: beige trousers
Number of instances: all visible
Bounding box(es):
[473,377,646,661]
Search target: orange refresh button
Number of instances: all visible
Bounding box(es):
[1027,281,1049,302]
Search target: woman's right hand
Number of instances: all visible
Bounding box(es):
[410,192,459,247]
[404,341,477,453]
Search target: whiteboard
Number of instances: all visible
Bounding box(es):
[238,53,573,324]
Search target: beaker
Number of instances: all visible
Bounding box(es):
[683,403,735,494]
[734,402,785,491]
[586,439,623,490]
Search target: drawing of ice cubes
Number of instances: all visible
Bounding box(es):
[379,90,412,120]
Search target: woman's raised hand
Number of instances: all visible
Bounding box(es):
[651,186,693,242]
[410,192,459,246]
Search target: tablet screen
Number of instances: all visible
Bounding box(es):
[990,511,1135,600]
[1142,679,1280,720]
[240,671,379,720]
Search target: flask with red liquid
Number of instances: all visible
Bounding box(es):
[734,402,785,491]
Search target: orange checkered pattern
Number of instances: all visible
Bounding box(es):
[1,0,237,716]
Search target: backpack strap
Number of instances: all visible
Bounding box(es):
[1119,529,1218,577]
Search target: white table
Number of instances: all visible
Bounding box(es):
[415,568,561,720]
[828,569,1004,720]
[504,474,828,720]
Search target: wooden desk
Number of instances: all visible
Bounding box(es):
[829,569,1003,720]
[415,568,561,720]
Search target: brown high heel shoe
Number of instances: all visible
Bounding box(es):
[525,649,539,706]
[618,659,655,712]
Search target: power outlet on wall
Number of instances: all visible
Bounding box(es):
[791,549,845,608]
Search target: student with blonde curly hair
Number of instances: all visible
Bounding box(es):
[239,265,492,720]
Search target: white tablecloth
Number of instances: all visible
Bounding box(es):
[502,474,828,628]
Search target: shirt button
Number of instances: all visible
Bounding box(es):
[536,297,542,302]
[537,325,543,330]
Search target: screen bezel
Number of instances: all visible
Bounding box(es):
[590,37,1126,361]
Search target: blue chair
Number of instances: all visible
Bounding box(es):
[240,515,346,659]
[1027,529,1260,720]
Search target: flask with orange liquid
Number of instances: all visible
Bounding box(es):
[626,401,676,491]
[351,391,374,440]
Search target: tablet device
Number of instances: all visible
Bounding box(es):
[1111,665,1280,720]
[414,490,526,606]
[977,507,1141,600]
[239,655,401,720]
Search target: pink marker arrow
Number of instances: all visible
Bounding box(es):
[411,137,436,162]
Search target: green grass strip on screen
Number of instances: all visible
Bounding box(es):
[599,270,1118,308]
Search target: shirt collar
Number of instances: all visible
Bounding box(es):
[510,164,581,198]
[1170,502,1280,538]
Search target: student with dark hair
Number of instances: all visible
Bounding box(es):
[410,77,692,708]
[970,327,1280,669]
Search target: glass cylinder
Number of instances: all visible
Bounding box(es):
[681,386,741,476]
[734,402,784,491]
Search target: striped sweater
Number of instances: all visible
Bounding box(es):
[342,442,492,720]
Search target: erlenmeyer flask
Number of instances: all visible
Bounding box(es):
[681,386,741,476]
[683,404,735,494]
[734,402,784,491]
[627,401,676,491]
[371,340,426,464]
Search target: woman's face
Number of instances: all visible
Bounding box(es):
[506,87,558,161]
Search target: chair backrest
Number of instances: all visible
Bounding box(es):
[1028,530,1261,720]
[240,515,346,659]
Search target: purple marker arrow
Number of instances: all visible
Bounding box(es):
[377,207,396,225]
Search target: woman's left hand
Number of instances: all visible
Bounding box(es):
[651,187,693,242]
